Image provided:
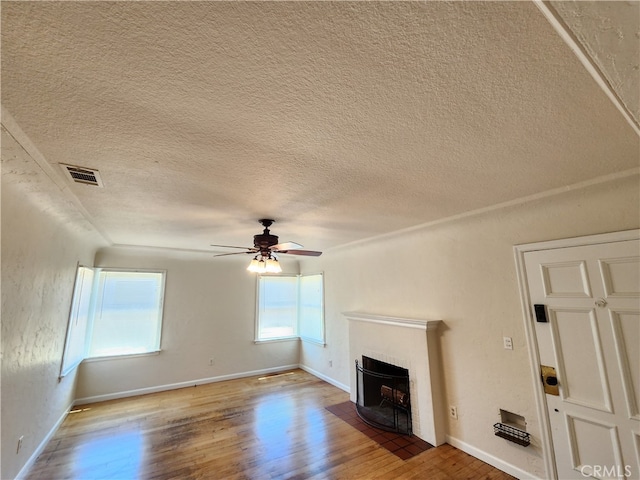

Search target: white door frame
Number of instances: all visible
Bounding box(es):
[513,229,640,479]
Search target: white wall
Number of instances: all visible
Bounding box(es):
[1,159,105,479]
[299,174,640,479]
[75,248,301,401]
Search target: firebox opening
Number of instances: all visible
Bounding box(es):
[355,356,412,435]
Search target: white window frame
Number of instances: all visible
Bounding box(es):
[59,266,166,376]
[86,268,166,360]
[59,265,96,377]
[255,274,299,342]
[298,273,325,345]
[255,272,325,345]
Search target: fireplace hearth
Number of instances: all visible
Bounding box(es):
[355,356,412,435]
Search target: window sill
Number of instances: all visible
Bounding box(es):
[83,350,161,362]
[301,337,326,346]
[254,337,300,345]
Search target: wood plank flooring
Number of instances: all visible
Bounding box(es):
[26,370,516,479]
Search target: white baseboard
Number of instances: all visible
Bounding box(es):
[74,364,301,405]
[446,435,542,480]
[15,402,73,480]
[299,364,350,393]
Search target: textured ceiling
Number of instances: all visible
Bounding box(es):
[2,1,638,254]
[550,0,639,127]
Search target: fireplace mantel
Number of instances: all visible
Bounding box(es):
[343,311,441,331]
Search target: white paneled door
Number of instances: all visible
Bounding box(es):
[524,239,639,480]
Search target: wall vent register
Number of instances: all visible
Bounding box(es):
[60,163,104,187]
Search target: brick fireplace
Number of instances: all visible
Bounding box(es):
[344,311,446,446]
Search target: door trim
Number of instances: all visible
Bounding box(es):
[513,229,639,479]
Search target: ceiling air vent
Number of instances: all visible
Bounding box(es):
[60,164,104,187]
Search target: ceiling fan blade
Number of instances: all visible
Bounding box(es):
[271,241,303,251]
[277,249,323,257]
[212,251,254,257]
[210,244,255,250]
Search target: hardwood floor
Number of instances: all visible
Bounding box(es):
[26,370,515,479]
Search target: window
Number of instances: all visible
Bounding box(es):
[60,266,95,377]
[87,270,165,358]
[60,267,165,376]
[299,273,324,344]
[256,275,298,340]
[256,273,324,343]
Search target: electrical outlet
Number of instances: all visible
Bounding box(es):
[503,336,513,350]
[449,405,458,419]
[329,360,333,367]
[17,436,24,454]
[208,358,215,366]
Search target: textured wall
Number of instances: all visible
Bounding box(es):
[299,174,640,478]
[1,169,104,478]
[74,248,300,401]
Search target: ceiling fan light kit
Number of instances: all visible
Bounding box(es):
[247,254,282,274]
[212,219,322,273]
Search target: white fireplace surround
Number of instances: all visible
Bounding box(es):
[344,311,446,446]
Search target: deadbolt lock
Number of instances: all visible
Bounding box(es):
[540,365,559,396]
